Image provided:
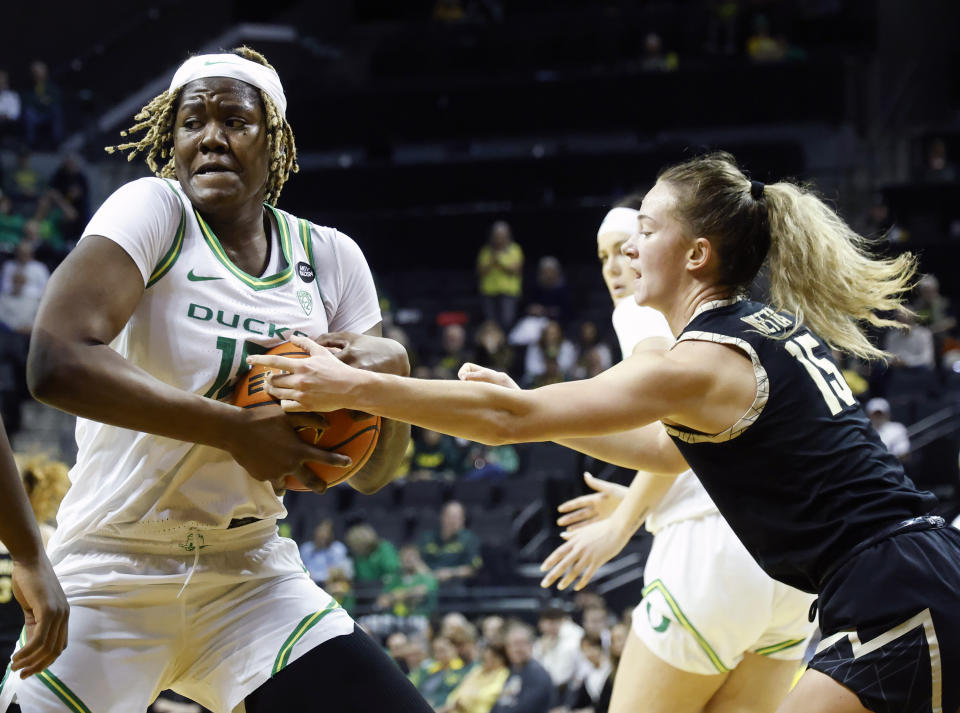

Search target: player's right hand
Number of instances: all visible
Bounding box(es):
[11,556,69,678]
[457,363,520,390]
[228,406,350,494]
[556,472,628,531]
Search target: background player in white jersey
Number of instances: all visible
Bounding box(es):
[3,47,434,713]
[453,200,813,713]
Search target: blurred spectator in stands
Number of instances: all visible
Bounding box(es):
[345,522,401,585]
[580,603,611,650]
[0,194,26,251]
[406,635,433,687]
[433,323,475,379]
[7,149,41,210]
[866,398,911,461]
[1,237,49,299]
[474,320,515,374]
[325,560,356,613]
[420,501,483,585]
[418,635,471,708]
[562,634,611,713]
[572,321,613,380]
[491,621,555,713]
[299,518,353,585]
[377,544,438,638]
[705,0,740,55]
[525,257,571,326]
[22,61,63,150]
[921,138,957,183]
[639,32,678,72]
[533,606,583,700]
[747,15,786,63]
[910,274,956,342]
[0,267,39,433]
[441,635,510,713]
[0,70,20,143]
[478,221,524,330]
[523,321,577,387]
[861,193,909,246]
[387,631,411,673]
[592,624,628,713]
[434,0,467,23]
[47,153,90,242]
[481,615,506,645]
[884,308,935,369]
[409,427,464,481]
[443,614,481,666]
[461,439,519,480]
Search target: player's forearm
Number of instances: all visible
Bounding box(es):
[555,424,687,474]
[348,366,668,445]
[610,469,678,535]
[347,418,410,494]
[27,330,240,451]
[0,420,46,563]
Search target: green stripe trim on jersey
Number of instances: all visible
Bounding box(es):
[297,218,327,307]
[272,601,340,676]
[195,203,294,291]
[146,179,187,288]
[36,670,93,713]
[755,638,807,656]
[642,579,730,673]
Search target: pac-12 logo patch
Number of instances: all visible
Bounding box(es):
[297,261,315,282]
[297,289,313,316]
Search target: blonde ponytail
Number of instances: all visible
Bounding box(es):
[764,182,916,360]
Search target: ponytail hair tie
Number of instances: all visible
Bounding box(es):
[750,180,766,200]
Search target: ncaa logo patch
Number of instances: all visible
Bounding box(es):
[297,289,313,316]
[297,261,316,282]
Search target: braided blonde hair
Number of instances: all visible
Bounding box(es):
[105,46,298,205]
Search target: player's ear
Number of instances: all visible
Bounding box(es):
[686,237,712,274]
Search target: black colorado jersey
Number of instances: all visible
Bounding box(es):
[666,298,937,593]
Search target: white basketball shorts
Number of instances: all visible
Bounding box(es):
[0,521,353,713]
[633,512,816,676]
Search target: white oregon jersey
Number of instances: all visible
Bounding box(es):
[49,177,381,555]
[611,299,717,534]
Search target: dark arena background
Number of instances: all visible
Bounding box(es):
[0,2,958,711]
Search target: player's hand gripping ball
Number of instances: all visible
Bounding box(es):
[232,342,381,491]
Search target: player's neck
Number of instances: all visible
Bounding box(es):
[199,201,268,250]
[664,284,734,335]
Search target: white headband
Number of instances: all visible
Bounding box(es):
[169,53,287,118]
[597,207,639,238]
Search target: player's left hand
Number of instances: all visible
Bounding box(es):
[11,556,69,677]
[248,334,360,413]
[315,331,410,377]
[539,517,631,591]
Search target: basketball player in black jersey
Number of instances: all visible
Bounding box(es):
[252,151,960,713]
[0,416,68,687]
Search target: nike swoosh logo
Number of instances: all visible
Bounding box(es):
[187,269,222,282]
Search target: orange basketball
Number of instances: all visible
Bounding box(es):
[231,342,381,491]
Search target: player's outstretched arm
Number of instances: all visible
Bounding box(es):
[0,416,68,677]
[250,336,743,448]
[314,326,412,494]
[27,237,347,490]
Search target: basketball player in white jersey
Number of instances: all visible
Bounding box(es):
[454,202,815,712]
[1,48,433,713]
